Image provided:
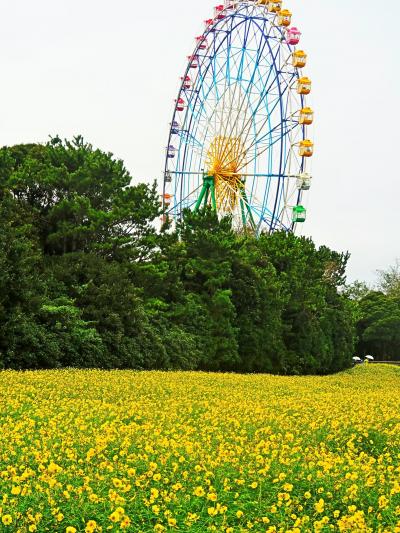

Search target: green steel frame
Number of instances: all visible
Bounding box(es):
[194,175,256,231]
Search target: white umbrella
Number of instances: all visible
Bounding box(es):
[352,356,362,362]
[365,355,374,361]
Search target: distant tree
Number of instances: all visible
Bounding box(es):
[343,280,371,302]
[377,259,400,298]
[356,291,400,361]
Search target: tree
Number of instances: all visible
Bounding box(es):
[1,137,161,260]
[229,238,285,373]
[377,259,400,298]
[258,232,355,374]
[175,210,240,370]
[0,138,357,374]
[343,280,371,302]
[356,292,400,361]
[0,188,45,368]
[0,138,162,369]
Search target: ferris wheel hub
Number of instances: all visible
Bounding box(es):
[206,136,247,212]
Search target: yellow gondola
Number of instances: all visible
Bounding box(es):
[297,77,312,95]
[299,140,314,157]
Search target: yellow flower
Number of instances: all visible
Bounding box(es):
[120,515,131,529]
[379,495,389,509]
[2,515,12,526]
[109,511,120,522]
[0,361,399,533]
[85,520,97,532]
[194,486,205,497]
[150,488,159,499]
[314,499,325,513]
[250,482,258,489]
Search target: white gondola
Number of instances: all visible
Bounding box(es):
[296,173,312,191]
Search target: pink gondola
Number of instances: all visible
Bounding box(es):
[214,5,225,19]
[286,27,301,46]
[196,36,208,50]
[188,55,199,69]
[175,98,186,112]
[181,75,192,89]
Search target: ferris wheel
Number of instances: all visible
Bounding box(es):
[163,0,314,234]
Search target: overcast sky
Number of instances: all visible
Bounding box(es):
[1,0,398,283]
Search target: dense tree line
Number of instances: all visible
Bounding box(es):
[346,263,400,361]
[0,138,357,374]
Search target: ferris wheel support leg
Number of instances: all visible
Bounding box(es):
[194,184,208,212]
[194,176,217,212]
[241,189,256,231]
[204,187,210,208]
[209,180,217,212]
[239,198,247,228]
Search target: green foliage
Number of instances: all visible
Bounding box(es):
[2,136,160,259]
[344,280,371,302]
[256,232,355,374]
[0,138,161,370]
[377,259,400,298]
[356,291,400,360]
[0,138,357,374]
[349,260,400,360]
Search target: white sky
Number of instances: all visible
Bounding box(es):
[1,0,399,283]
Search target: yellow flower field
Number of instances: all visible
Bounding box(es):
[0,365,399,532]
